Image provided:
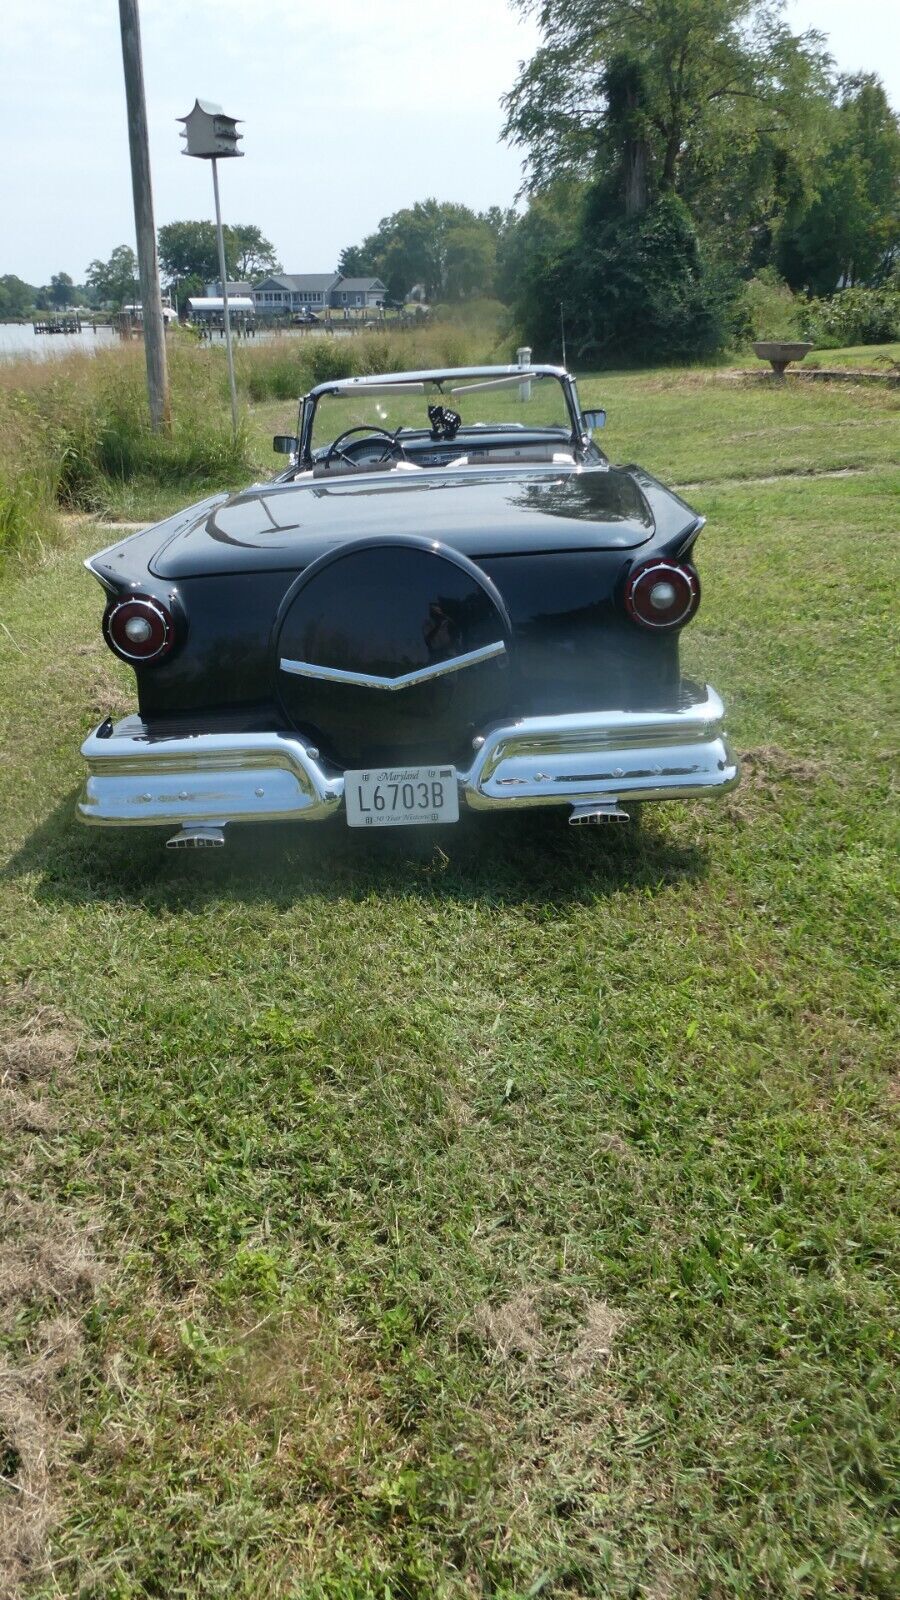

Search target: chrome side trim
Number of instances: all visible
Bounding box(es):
[279,639,506,691]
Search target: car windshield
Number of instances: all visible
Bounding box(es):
[309,371,574,453]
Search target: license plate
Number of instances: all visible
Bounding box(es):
[345,765,459,828]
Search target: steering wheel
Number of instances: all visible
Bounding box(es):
[323,426,406,470]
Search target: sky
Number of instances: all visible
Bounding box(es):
[1,0,897,286]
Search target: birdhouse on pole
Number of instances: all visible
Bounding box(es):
[178,98,244,438]
[178,100,243,160]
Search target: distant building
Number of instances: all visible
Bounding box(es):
[253,274,337,314]
[204,280,253,299]
[331,276,387,310]
[187,296,255,322]
[123,301,178,324]
[251,273,388,316]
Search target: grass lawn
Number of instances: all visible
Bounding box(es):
[0,366,897,1599]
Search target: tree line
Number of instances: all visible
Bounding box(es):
[0,223,281,319]
[325,2,898,359]
[494,0,899,360]
[4,1,896,360]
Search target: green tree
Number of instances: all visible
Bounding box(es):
[85,245,138,308]
[49,272,75,308]
[443,225,497,299]
[340,200,500,301]
[775,75,900,291]
[480,205,518,240]
[158,221,229,285]
[0,275,36,318]
[158,221,279,287]
[513,186,734,363]
[228,224,280,279]
[337,244,375,277]
[171,274,204,316]
[503,1,829,198]
[495,179,582,317]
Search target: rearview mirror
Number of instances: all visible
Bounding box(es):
[583,409,606,432]
[273,434,298,455]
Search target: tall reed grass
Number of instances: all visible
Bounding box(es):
[0,341,248,568]
[233,314,514,402]
[0,315,512,568]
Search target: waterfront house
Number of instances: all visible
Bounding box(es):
[251,273,388,316]
[253,274,338,315]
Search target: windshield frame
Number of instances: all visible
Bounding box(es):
[295,365,587,468]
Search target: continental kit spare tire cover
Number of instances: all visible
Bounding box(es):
[274,536,512,768]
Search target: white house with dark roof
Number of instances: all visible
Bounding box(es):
[251,273,387,315]
[330,276,387,309]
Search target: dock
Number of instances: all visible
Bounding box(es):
[32,315,86,335]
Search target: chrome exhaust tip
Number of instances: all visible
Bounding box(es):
[569,802,630,827]
[166,826,226,849]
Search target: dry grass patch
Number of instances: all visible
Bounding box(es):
[561,1301,628,1383]
[0,1090,57,1136]
[0,1196,101,1312]
[0,989,78,1089]
[473,1290,544,1364]
[473,1290,628,1382]
[739,745,835,789]
[0,990,99,1599]
[0,1317,85,1597]
[725,745,838,824]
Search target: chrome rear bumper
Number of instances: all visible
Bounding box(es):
[78,686,738,829]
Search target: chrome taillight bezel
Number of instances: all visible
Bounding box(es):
[103,594,175,663]
[625,560,700,630]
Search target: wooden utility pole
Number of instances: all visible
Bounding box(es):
[117,0,170,431]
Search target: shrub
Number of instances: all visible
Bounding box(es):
[301,339,357,386]
[800,285,900,348]
[739,269,806,343]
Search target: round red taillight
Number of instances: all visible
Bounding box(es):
[625,560,700,630]
[103,594,174,662]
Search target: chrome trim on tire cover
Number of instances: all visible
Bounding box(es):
[279,639,507,690]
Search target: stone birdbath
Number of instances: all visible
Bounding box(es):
[753,340,813,380]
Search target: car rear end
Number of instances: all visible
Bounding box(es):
[78,466,737,844]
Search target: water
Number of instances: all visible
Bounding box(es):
[0,320,356,364]
[0,321,118,362]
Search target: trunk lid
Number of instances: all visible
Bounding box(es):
[149,466,659,580]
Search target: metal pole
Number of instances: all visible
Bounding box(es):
[560,301,567,368]
[211,157,239,438]
[117,0,170,432]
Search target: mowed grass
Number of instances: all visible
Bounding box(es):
[248,361,898,488]
[0,369,897,1599]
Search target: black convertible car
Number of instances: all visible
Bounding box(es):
[79,364,738,846]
